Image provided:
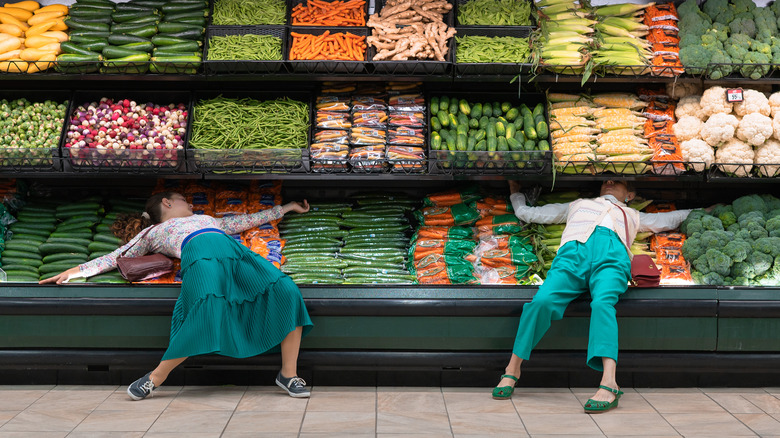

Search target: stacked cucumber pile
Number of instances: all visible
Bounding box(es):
[2,202,58,282]
[59,0,206,74]
[338,195,415,284]
[429,96,550,167]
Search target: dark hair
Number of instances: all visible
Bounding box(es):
[111,191,178,243]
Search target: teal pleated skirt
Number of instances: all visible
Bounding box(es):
[161,232,313,361]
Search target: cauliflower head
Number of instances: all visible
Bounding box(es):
[754,139,780,177]
[733,89,771,117]
[675,95,707,120]
[673,116,704,142]
[666,82,702,100]
[680,139,715,171]
[736,113,773,146]
[715,138,755,176]
[768,91,780,117]
[700,113,739,146]
[700,86,734,116]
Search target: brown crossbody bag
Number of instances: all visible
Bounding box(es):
[115,225,174,282]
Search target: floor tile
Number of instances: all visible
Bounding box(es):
[310,386,376,392]
[0,409,90,432]
[95,393,175,412]
[72,410,158,432]
[742,393,780,413]
[235,391,309,412]
[0,391,47,411]
[223,411,303,434]
[572,392,656,414]
[520,413,601,436]
[380,434,452,438]
[513,391,586,414]
[0,386,54,391]
[443,392,517,414]
[165,386,245,411]
[706,393,764,414]
[305,391,376,412]
[67,432,144,438]
[448,412,526,436]
[377,391,447,413]
[28,391,114,412]
[51,386,119,392]
[299,411,375,434]
[300,434,375,438]
[142,433,221,438]
[0,433,67,438]
[700,388,769,394]
[635,388,704,394]
[146,410,233,434]
[642,392,727,414]
[663,413,757,437]
[0,413,16,428]
[590,413,678,436]
[526,435,606,438]
[222,433,298,438]
[245,386,286,393]
[377,386,442,393]
[376,411,451,434]
[734,413,780,436]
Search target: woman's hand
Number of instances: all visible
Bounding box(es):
[282,200,310,214]
[38,267,81,285]
[508,180,521,194]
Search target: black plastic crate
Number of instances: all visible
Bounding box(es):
[288,27,369,74]
[210,0,288,26]
[427,91,550,175]
[453,27,532,76]
[455,0,535,27]
[0,90,71,172]
[289,0,368,26]
[709,163,780,180]
[61,91,192,174]
[189,90,313,174]
[205,26,287,74]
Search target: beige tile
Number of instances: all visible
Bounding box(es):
[0,386,54,391]
[0,413,16,428]
[572,392,656,414]
[512,391,585,414]
[707,393,764,414]
[443,392,517,414]
[67,433,145,438]
[743,393,780,413]
[663,413,757,437]
[95,393,174,412]
[165,386,245,411]
[590,413,678,436]
[734,413,780,436]
[300,411,375,434]
[235,391,309,412]
[223,411,304,434]
[378,391,447,413]
[448,412,526,436]
[114,386,182,394]
[635,388,704,394]
[300,435,374,438]
[0,409,89,432]
[223,434,298,438]
[28,390,113,411]
[0,391,47,410]
[378,387,442,393]
[376,411,451,434]
[142,433,221,438]
[380,434,452,438]
[72,410,158,432]
[525,435,606,438]
[520,413,601,436]
[51,386,118,392]
[593,436,678,438]
[310,386,376,392]
[441,387,490,393]
[0,433,67,438]
[453,435,524,438]
[642,392,727,414]
[146,410,232,434]
[305,391,376,412]
[700,388,769,394]
[245,386,285,393]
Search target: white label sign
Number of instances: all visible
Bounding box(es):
[726,88,744,102]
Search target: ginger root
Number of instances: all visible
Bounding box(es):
[367,0,456,61]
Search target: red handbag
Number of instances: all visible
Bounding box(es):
[613,202,661,288]
[115,225,174,282]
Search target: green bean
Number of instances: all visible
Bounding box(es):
[212,0,286,25]
[456,36,531,64]
[190,96,309,150]
[207,34,283,61]
[457,0,532,26]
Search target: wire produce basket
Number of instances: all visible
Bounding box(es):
[454,0,535,27]
[288,27,369,74]
[453,27,533,77]
[0,147,61,172]
[706,63,775,81]
[205,26,286,74]
[288,0,369,26]
[709,163,780,180]
[430,149,551,175]
[189,148,309,173]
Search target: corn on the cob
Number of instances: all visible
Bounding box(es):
[601,153,653,162]
[553,141,594,151]
[597,134,648,144]
[550,106,597,118]
[550,118,597,130]
[592,93,647,109]
[594,2,652,18]
[597,128,642,138]
[592,108,640,118]
[595,144,654,155]
[553,134,597,144]
[552,127,601,137]
[550,100,590,109]
[558,153,606,161]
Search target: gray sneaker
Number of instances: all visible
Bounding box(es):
[127,372,157,401]
[275,371,310,398]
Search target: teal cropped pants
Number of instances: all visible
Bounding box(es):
[512,226,632,371]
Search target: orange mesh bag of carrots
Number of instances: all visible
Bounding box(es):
[415,261,478,285]
[475,214,520,227]
[476,197,512,216]
[650,134,685,175]
[650,232,686,251]
[414,226,474,241]
[660,264,693,285]
[291,0,366,26]
[410,238,477,262]
[414,203,480,227]
[656,248,686,267]
[423,186,481,207]
[289,31,367,61]
[215,185,248,217]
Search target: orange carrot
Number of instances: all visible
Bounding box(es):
[291,0,366,26]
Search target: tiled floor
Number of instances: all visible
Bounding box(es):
[0,385,778,437]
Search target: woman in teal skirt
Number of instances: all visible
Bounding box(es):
[42,191,314,399]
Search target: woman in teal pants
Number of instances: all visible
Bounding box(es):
[493,180,705,413]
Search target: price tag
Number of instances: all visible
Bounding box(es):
[726,88,744,102]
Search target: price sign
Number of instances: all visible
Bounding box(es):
[726,88,744,102]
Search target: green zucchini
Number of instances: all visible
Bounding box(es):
[65,18,111,32]
[151,34,197,46]
[114,4,157,13]
[156,29,201,40]
[152,40,201,52]
[60,42,102,56]
[80,40,109,52]
[157,22,202,34]
[68,34,107,44]
[120,41,154,52]
[69,8,114,19]
[161,2,207,14]
[2,249,42,260]
[71,3,114,12]
[107,33,151,45]
[176,16,206,26]
[112,23,158,38]
[163,10,208,21]
[103,45,148,60]
[103,53,151,66]
[131,0,168,7]
[42,252,89,264]
[151,50,200,57]
[74,0,115,6]
[39,242,89,256]
[113,11,161,23]
[68,16,113,24]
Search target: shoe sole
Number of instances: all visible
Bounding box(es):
[275,379,310,398]
[127,387,147,401]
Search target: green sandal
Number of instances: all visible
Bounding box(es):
[584,385,623,413]
[492,374,518,400]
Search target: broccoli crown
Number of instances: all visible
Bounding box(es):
[711,22,731,42]
[733,0,757,14]
[749,251,774,276]
[759,194,780,211]
[682,238,706,262]
[680,11,714,37]
[705,248,733,276]
[753,236,780,257]
[723,239,752,263]
[719,211,738,228]
[753,41,772,56]
[733,194,768,218]
[680,46,713,72]
[729,276,751,286]
[701,271,726,285]
[768,209,780,219]
[766,216,780,237]
[741,52,771,79]
[731,261,757,279]
[726,40,750,61]
[692,256,712,275]
[701,215,725,231]
[738,210,767,228]
[678,0,703,18]
[730,14,757,39]
[699,230,732,249]
[703,0,729,21]
[745,222,769,240]
[681,209,709,235]
[711,204,733,217]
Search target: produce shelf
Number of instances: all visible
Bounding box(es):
[554,160,707,181]
[205,26,287,74]
[453,27,533,77]
[0,147,61,172]
[709,163,780,182]
[288,27,369,74]
[62,148,187,174]
[189,148,309,174]
[429,150,551,175]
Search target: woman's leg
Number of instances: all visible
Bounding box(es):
[589,357,619,402]
[150,357,188,386]
[280,326,303,378]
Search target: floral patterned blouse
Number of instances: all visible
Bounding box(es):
[79,206,284,278]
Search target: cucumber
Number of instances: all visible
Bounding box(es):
[42,252,89,264]
[8,233,46,243]
[151,34,198,46]
[2,257,43,268]
[107,34,152,46]
[38,262,83,275]
[86,274,129,284]
[103,45,149,59]
[1,264,39,274]
[161,2,207,14]
[60,215,100,226]
[65,18,111,32]
[39,242,89,256]
[157,22,202,34]
[56,202,100,212]
[47,237,93,247]
[536,119,549,139]
[156,29,202,40]
[93,234,122,245]
[4,273,40,282]
[56,222,96,233]
[2,250,42,260]
[4,242,40,254]
[49,231,93,240]
[20,206,56,214]
[163,10,209,21]
[113,23,158,38]
[8,226,49,237]
[60,42,102,56]
[523,112,537,140]
[88,241,119,253]
[6,238,45,247]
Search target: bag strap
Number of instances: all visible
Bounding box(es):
[608,200,632,247]
[119,224,157,258]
